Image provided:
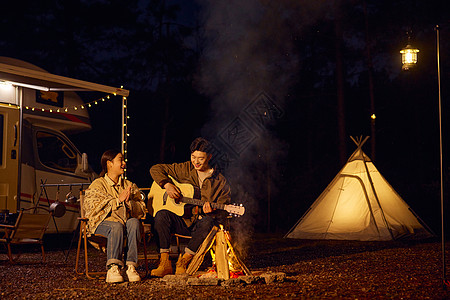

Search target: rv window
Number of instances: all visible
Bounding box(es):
[36,131,78,173]
[0,114,3,166]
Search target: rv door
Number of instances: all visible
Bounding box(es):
[0,104,20,212]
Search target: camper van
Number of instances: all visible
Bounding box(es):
[0,57,129,233]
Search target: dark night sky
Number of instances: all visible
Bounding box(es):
[1,0,449,234]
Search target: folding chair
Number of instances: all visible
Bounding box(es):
[174,233,192,255]
[0,207,52,263]
[75,190,149,279]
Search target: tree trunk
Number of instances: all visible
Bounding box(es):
[334,0,346,165]
[363,0,376,161]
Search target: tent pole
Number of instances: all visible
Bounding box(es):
[361,150,395,240]
[344,174,380,235]
[353,135,393,238]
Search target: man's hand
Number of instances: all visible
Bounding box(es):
[119,186,131,203]
[164,182,182,200]
[203,201,213,214]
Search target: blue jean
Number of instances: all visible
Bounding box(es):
[94,218,141,268]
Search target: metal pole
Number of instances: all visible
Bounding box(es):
[16,87,23,212]
[121,96,128,178]
[435,24,446,288]
[122,96,125,155]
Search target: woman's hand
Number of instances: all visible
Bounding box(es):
[119,186,131,203]
[164,182,182,200]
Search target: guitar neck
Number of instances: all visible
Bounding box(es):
[181,197,225,210]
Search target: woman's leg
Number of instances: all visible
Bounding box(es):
[125,218,141,266]
[95,220,125,267]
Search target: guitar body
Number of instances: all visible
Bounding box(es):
[148,178,196,217]
[148,176,245,218]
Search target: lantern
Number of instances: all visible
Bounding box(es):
[400,44,419,71]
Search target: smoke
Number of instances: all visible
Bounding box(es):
[194,0,326,255]
[196,0,297,123]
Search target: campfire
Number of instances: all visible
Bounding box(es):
[186,225,251,279]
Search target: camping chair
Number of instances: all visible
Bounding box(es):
[174,233,192,256]
[75,190,149,279]
[0,207,52,263]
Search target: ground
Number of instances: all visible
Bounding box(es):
[1,233,450,299]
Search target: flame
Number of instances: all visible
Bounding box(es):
[210,248,215,264]
[208,226,245,277]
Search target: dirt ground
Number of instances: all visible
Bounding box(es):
[1,233,450,299]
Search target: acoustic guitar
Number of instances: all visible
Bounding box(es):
[147,177,245,217]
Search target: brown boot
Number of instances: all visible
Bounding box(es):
[175,253,193,275]
[151,252,172,277]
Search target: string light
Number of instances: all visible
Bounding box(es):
[19,93,121,113]
[0,103,19,110]
[19,91,131,180]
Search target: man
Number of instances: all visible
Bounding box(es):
[149,137,231,277]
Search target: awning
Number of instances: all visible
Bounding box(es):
[0,62,129,97]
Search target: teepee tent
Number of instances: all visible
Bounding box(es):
[286,136,433,241]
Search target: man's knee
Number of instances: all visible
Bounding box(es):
[195,216,214,232]
[154,210,171,228]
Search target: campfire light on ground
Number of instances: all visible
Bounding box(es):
[162,226,286,287]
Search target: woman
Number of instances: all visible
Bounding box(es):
[84,149,147,283]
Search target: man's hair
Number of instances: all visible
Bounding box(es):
[190,137,212,154]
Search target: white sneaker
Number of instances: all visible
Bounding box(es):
[126,265,141,282]
[106,264,124,283]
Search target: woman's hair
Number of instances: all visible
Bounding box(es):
[190,137,212,154]
[99,149,121,177]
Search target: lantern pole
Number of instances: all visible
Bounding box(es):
[400,26,446,288]
[435,24,446,289]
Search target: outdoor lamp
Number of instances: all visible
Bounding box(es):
[400,44,419,71]
[401,25,446,288]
